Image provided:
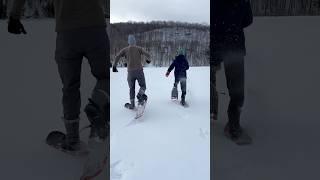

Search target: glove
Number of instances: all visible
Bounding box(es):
[112,66,118,72]
[165,72,170,77]
[146,59,151,64]
[124,63,127,67]
[8,17,27,34]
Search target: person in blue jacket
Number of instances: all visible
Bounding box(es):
[166,48,189,106]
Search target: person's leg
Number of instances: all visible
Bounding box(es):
[84,28,109,140]
[224,54,245,133]
[136,69,146,95]
[136,69,147,103]
[55,32,84,149]
[180,77,187,103]
[127,72,136,108]
[173,78,179,88]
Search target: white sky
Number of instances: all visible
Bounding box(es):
[110,0,210,24]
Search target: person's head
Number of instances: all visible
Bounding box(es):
[177,47,186,56]
[128,34,136,45]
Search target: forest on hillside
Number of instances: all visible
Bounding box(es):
[110,22,210,67]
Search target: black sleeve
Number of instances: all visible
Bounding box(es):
[167,60,175,72]
[242,0,253,28]
[185,59,189,70]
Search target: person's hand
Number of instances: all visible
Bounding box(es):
[146,59,151,64]
[165,72,170,77]
[8,17,27,34]
[124,63,127,67]
[112,66,118,72]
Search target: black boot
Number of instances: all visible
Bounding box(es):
[137,93,148,105]
[62,118,81,151]
[224,122,242,140]
[84,99,108,140]
[180,94,186,106]
[125,99,135,109]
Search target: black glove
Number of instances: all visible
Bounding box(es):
[112,66,118,72]
[146,59,151,64]
[124,63,127,67]
[8,17,27,34]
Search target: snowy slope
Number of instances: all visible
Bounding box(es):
[110,67,210,180]
[213,16,320,180]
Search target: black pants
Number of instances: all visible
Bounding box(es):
[127,69,146,101]
[55,27,109,120]
[174,77,187,98]
[211,54,244,129]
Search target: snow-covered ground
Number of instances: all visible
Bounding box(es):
[0,19,107,179]
[1,15,320,180]
[110,67,210,180]
[0,19,210,180]
[213,16,320,180]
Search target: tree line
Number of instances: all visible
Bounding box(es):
[110,22,210,67]
[251,0,320,16]
[0,0,109,19]
[2,0,320,19]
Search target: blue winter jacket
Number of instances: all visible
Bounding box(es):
[167,55,189,78]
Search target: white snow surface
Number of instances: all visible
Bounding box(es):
[0,19,107,180]
[110,67,210,180]
[214,16,320,180]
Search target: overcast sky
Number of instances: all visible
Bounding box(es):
[110,0,210,24]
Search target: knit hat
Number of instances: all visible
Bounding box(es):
[128,34,136,45]
[177,47,186,56]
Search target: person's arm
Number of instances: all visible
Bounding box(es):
[113,48,126,67]
[8,0,27,34]
[113,48,126,72]
[166,60,175,77]
[139,47,151,61]
[242,0,253,28]
[185,59,189,70]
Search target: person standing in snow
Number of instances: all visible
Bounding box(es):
[166,48,189,106]
[113,35,151,109]
[212,0,253,143]
[7,0,110,155]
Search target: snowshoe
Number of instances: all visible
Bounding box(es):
[136,94,148,119]
[84,99,108,140]
[80,138,108,180]
[46,131,88,156]
[171,87,178,100]
[224,124,252,145]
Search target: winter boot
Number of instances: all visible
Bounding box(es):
[180,94,186,106]
[224,122,252,145]
[137,93,148,105]
[125,99,135,109]
[84,99,108,141]
[224,123,242,140]
[62,118,81,151]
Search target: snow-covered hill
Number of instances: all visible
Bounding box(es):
[213,16,320,180]
[110,67,210,180]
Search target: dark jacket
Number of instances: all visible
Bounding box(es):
[168,55,189,78]
[212,0,253,66]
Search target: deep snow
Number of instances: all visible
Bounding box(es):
[213,16,320,180]
[0,19,107,180]
[110,67,210,180]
